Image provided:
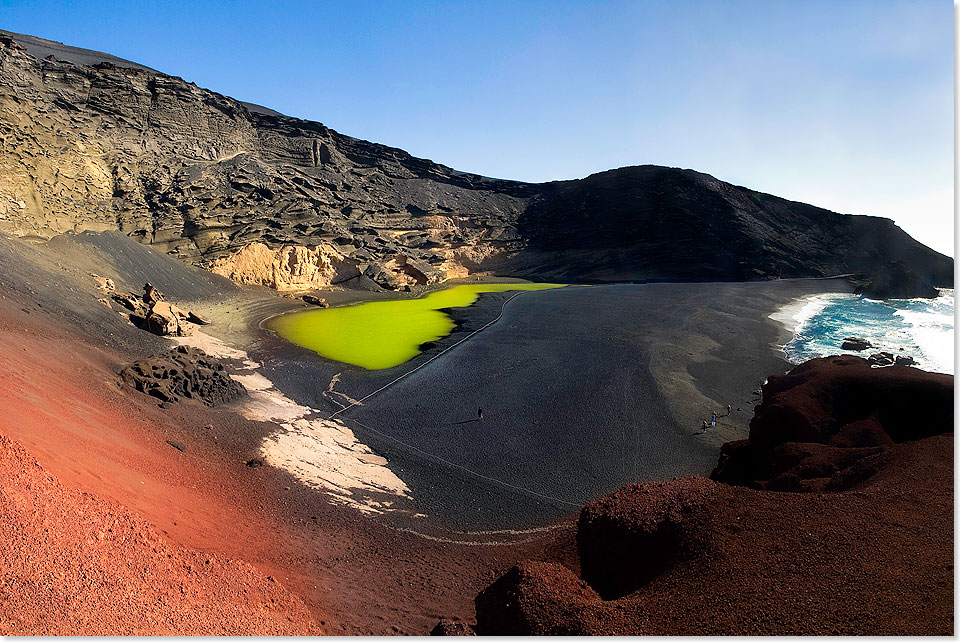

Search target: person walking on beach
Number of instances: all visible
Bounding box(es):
[711,413,716,429]
[726,404,732,416]
[701,419,708,432]
[478,407,483,421]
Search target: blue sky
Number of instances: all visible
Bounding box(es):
[1,0,953,256]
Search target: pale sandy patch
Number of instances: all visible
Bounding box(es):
[172,332,413,514]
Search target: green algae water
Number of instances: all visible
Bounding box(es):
[267,283,566,370]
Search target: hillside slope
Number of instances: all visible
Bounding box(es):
[0,30,951,294]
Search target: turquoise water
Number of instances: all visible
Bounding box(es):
[780,288,954,374]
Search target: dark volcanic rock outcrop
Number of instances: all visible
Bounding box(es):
[712,355,953,491]
[840,336,872,351]
[111,281,207,337]
[121,345,245,406]
[851,259,942,299]
[0,30,952,294]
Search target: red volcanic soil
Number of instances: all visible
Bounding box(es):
[0,293,545,634]
[474,357,954,636]
[0,435,316,635]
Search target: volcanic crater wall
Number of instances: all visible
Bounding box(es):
[0,30,952,293]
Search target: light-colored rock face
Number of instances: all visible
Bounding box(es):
[208,242,489,291]
[441,243,508,279]
[209,242,361,291]
[0,106,116,239]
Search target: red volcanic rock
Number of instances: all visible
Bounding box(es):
[576,477,717,599]
[713,355,953,490]
[763,442,884,492]
[473,436,953,635]
[474,561,602,636]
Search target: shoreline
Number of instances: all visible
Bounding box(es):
[767,292,835,357]
[255,278,856,531]
[171,275,859,535]
[265,282,568,371]
[766,287,955,375]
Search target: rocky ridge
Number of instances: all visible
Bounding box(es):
[0,29,952,294]
[712,354,952,491]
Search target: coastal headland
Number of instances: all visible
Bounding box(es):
[0,27,952,636]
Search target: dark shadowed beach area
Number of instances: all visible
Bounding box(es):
[232,278,854,532]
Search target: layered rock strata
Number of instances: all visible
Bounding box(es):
[0,30,952,294]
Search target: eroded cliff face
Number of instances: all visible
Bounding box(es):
[0,30,952,293]
[208,242,359,291]
[0,32,531,289]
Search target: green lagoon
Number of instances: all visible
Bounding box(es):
[266,283,566,370]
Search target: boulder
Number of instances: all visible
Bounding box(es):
[895,355,917,366]
[121,345,245,407]
[867,351,895,367]
[92,274,115,292]
[840,336,872,351]
[300,294,328,307]
[111,292,147,316]
[143,282,165,306]
[146,301,181,336]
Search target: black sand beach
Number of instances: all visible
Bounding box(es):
[239,278,853,531]
[7,230,851,532]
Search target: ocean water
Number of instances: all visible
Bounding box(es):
[778,288,954,375]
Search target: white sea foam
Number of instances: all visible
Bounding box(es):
[773,288,954,375]
[893,289,955,374]
[769,294,836,334]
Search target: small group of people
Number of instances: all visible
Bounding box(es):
[701,404,732,432]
